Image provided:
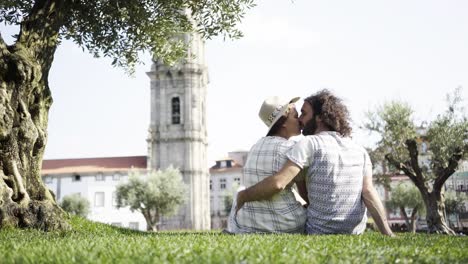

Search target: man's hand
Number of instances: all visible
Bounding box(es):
[234,161,301,215]
[235,190,245,214]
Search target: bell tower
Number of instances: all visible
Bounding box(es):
[146,32,210,230]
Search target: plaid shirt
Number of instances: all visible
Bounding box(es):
[228,136,306,233]
[287,131,370,234]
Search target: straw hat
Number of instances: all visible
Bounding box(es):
[258,96,300,135]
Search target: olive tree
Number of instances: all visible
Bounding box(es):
[0,0,254,230]
[115,167,186,231]
[386,182,424,233]
[59,194,90,218]
[364,88,468,234]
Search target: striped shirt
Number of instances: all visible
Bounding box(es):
[287,131,370,234]
[228,136,306,233]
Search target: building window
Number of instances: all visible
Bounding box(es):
[210,180,212,190]
[234,178,240,184]
[95,173,104,181]
[95,192,105,207]
[44,175,53,184]
[113,173,121,181]
[210,197,214,215]
[128,222,139,230]
[112,192,118,207]
[172,97,181,124]
[73,174,81,182]
[220,178,226,189]
[457,181,464,191]
[111,222,122,227]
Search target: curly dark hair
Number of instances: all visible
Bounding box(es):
[303,89,352,137]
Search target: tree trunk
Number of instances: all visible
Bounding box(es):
[146,221,158,232]
[142,210,159,232]
[423,191,455,234]
[409,207,418,233]
[0,42,69,231]
[0,0,71,231]
[399,206,411,231]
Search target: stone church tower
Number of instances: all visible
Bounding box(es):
[146,32,210,230]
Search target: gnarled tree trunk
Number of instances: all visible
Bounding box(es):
[0,0,70,231]
[423,191,455,234]
[0,42,68,230]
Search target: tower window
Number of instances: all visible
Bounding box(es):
[172,97,181,124]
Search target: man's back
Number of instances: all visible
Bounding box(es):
[287,131,370,234]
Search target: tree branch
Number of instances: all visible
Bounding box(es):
[405,139,426,184]
[17,0,69,75]
[385,154,418,184]
[434,146,464,191]
[400,206,410,228]
[411,207,418,221]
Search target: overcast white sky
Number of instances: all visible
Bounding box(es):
[2,0,468,166]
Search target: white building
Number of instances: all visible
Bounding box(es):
[42,156,148,231]
[209,152,247,229]
[41,151,248,231]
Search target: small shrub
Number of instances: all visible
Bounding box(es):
[60,194,90,217]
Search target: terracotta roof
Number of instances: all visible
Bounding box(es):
[209,160,243,173]
[41,156,147,175]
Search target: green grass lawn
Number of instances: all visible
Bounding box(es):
[0,217,467,264]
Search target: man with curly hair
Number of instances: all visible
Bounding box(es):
[236,89,394,236]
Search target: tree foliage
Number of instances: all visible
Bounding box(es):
[426,89,468,178]
[0,0,255,72]
[364,88,468,234]
[365,101,417,164]
[445,191,467,216]
[59,194,90,218]
[115,166,186,231]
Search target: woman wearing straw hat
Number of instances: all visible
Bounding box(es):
[226,96,307,234]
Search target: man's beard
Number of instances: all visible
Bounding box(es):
[302,117,318,136]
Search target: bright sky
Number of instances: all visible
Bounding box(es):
[2,0,468,166]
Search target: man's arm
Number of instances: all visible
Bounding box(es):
[362,174,395,237]
[295,176,309,206]
[236,160,301,212]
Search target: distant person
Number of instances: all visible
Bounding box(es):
[236,90,394,236]
[227,96,307,233]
